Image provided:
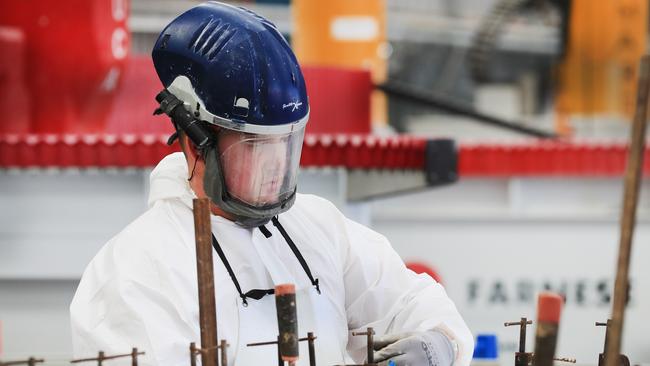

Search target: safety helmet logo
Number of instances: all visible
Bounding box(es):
[282,101,303,112]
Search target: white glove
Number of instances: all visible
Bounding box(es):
[372,330,455,366]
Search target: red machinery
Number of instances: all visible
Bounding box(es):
[0,0,130,134]
[1,0,649,176]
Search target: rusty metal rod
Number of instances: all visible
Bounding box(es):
[131,348,139,366]
[196,345,221,353]
[247,339,281,347]
[190,343,198,366]
[554,357,577,363]
[193,198,219,366]
[367,329,374,364]
[351,327,375,365]
[220,340,228,366]
[505,317,533,366]
[70,350,145,364]
[307,332,316,366]
[505,318,532,354]
[528,354,576,364]
[504,320,532,327]
[248,336,314,347]
[188,343,223,365]
[0,358,44,366]
[605,55,650,366]
[596,320,612,354]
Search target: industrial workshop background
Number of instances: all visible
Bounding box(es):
[1,0,649,365]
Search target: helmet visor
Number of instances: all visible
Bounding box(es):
[218,127,305,208]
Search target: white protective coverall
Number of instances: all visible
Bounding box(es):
[70,152,473,366]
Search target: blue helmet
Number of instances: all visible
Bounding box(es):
[152,2,309,227]
[152,1,308,133]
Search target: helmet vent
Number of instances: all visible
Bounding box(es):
[160,34,171,49]
[188,16,237,61]
[188,16,214,50]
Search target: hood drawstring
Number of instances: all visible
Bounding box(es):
[210,215,321,306]
[271,216,321,294]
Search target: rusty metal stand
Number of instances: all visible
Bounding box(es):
[505,318,533,366]
[190,341,228,366]
[504,317,575,366]
[246,334,318,366]
[307,332,316,366]
[597,320,631,366]
[70,348,145,365]
[605,55,650,366]
[0,357,44,366]
[333,327,378,366]
[220,340,229,366]
[351,328,376,366]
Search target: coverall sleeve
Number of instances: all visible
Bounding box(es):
[341,217,474,366]
[70,240,198,366]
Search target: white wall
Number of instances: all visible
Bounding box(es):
[0,169,148,360]
[371,178,650,364]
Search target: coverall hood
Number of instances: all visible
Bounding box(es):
[148,152,196,209]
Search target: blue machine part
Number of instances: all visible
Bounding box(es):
[473,334,499,359]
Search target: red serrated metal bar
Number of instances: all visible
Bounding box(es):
[459,142,650,177]
[1,133,649,176]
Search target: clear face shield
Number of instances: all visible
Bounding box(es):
[217,127,305,208]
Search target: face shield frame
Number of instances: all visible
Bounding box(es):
[203,124,306,228]
[217,129,303,208]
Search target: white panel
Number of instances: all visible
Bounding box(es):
[330,16,379,41]
[0,280,77,361]
[0,170,149,279]
[374,219,650,364]
[372,178,650,364]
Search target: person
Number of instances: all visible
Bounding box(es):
[69,2,474,366]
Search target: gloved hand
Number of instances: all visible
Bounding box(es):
[372,330,455,366]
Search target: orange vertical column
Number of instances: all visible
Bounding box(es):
[292,0,387,129]
[555,0,647,134]
[617,0,648,119]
